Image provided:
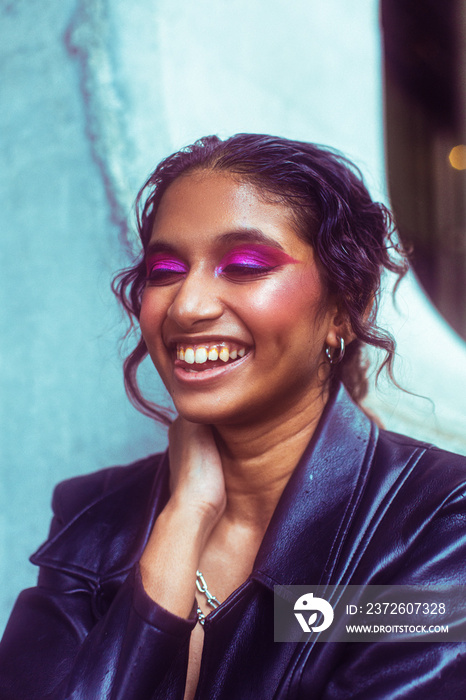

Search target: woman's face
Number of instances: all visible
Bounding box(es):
[140,170,341,426]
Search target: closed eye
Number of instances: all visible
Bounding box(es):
[217,246,282,281]
[220,262,275,279]
[146,258,188,285]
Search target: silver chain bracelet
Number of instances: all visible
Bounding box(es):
[195,570,220,625]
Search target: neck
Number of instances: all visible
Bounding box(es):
[213,387,329,529]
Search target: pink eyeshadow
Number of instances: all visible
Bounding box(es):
[145,255,188,275]
[218,245,298,270]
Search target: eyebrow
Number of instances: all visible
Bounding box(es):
[145,241,178,258]
[216,228,286,251]
[145,228,286,258]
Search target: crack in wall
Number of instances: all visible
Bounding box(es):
[65,0,137,251]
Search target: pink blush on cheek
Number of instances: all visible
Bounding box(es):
[244,264,323,319]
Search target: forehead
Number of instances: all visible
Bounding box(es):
[150,171,309,255]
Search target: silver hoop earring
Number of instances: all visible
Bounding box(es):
[325,337,345,365]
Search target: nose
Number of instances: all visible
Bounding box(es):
[167,268,224,329]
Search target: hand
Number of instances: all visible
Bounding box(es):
[168,417,226,529]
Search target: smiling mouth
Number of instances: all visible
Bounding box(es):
[174,342,248,372]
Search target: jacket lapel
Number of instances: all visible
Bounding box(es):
[252,384,376,587]
[31,453,170,582]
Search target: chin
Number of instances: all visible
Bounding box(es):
[171,394,248,427]
[173,404,229,426]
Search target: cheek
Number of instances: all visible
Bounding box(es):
[239,271,324,328]
[139,291,165,345]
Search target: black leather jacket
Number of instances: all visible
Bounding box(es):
[1,384,465,699]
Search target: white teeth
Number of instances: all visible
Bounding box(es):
[176,343,247,364]
[195,347,208,364]
[184,347,195,364]
[219,347,230,362]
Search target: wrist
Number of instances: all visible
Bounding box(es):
[139,500,213,617]
[168,488,225,532]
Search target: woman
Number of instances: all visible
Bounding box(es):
[1,134,465,699]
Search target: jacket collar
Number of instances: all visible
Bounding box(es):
[31,453,171,584]
[252,383,376,587]
[32,384,376,588]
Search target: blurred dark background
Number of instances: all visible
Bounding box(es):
[382,0,466,340]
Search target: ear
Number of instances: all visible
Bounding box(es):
[325,305,356,350]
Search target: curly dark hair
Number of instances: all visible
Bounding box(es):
[113,133,408,424]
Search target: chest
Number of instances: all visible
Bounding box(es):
[183,625,205,700]
[179,579,340,700]
[184,548,261,699]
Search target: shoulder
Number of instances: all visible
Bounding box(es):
[368,428,466,527]
[356,428,466,583]
[374,428,466,500]
[31,452,169,579]
[51,452,167,526]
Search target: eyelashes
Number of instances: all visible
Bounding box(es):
[217,246,297,274]
[146,257,188,284]
[218,263,274,276]
[145,246,294,285]
[216,253,276,279]
[146,260,272,284]
[216,247,296,279]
